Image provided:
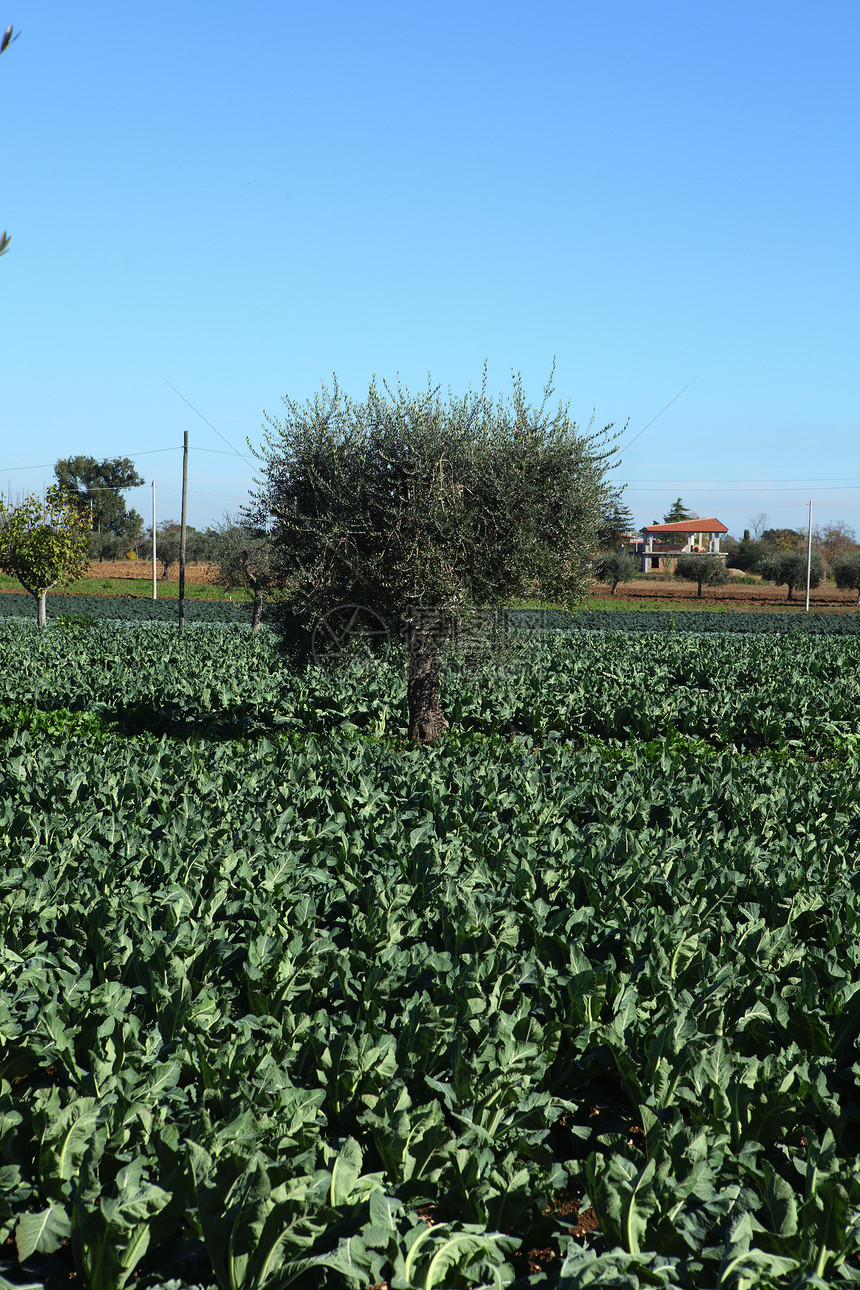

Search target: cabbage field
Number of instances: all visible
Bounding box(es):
[3,619,860,1289]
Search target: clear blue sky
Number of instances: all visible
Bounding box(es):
[2,1,858,537]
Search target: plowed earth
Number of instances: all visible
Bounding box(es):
[2,562,857,611]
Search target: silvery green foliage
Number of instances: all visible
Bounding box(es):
[249,366,619,622]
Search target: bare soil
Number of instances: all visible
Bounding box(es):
[84,560,221,583]
[592,580,858,613]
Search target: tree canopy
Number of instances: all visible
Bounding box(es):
[149,521,217,579]
[0,486,92,624]
[597,487,636,549]
[814,522,857,571]
[759,550,822,602]
[663,498,696,524]
[54,456,144,537]
[593,550,638,595]
[211,517,280,631]
[726,534,765,573]
[761,527,804,553]
[251,369,618,620]
[832,551,860,604]
[673,553,729,598]
[250,368,619,740]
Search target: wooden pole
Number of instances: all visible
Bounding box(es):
[178,432,188,629]
[151,480,157,600]
[805,500,813,613]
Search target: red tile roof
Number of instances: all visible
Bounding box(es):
[643,518,728,534]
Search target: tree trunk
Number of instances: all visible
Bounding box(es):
[407,626,449,744]
[787,585,794,602]
[697,582,703,598]
[251,585,264,632]
[37,590,48,626]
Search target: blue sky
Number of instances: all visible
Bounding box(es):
[2,1,858,537]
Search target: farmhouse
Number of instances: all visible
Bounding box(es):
[632,518,729,572]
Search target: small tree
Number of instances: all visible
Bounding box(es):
[673,553,729,598]
[833,551,860,606]
[251,368,618,742]
[759,551,822,602]
[593,550,638,595]
[212,518,280,630]
[0,486,92,624]
[152,522,182,579]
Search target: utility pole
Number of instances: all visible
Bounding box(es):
[178,432,188,630]
[805,500,813,613]
[151,481,157,600]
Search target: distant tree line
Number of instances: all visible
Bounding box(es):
[592,497,860,602]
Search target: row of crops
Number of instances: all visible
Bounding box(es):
[1,591,860,634]
[3,623,860,1287]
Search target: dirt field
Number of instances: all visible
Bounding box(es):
[592,579,858,611]
[84,560,221,584]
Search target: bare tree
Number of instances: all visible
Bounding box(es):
[813,522,857,573]
[749,512,769,542]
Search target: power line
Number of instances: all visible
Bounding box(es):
[0,447,182,472]
[153,486,251,500]
[625,485,860,493]
[626,477,860,485]
[615,376,699,452]
[160,376,255,468]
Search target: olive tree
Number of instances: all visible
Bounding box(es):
[759,551,822,602]
[211,517,280,630]
[593,550,638,595]
[833,550,860,605]
[0,486,92,624]
[673,553,729,598]
[250,369,618,742]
